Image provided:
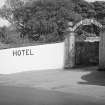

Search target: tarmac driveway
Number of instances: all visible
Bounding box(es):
[0,66,105,105]
[0,85,105,105]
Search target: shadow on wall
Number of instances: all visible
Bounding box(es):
[78,70,105,86]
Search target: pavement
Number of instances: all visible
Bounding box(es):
[0,66,105,105]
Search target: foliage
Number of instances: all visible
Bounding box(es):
[0,0,24,24]
[0,27,7,42]
[73,0,105,35]
[74,0,105,24]
[13,0,82,42]
[73,0,96,18]
[1,0,105,43]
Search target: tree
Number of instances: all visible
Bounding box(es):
[13,0,82,42]
[0,27,7,42]
[0,0,24,24]
[92,1,105,22]
[73,0,96,18]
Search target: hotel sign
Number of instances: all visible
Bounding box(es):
[13,49,34,56]
[68,19,103,32]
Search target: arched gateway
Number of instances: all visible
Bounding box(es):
[64,19,105,70]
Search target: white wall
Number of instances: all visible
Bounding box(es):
[0,42,64,74]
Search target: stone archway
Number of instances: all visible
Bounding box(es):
[64,19,104,69]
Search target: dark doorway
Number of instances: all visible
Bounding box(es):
[75,42,99,66]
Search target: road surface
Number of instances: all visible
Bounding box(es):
[0,85,105,105]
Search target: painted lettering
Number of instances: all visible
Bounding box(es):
[30,49,34,55]
[72,19,103,32]
[18,50,22,56]
[26,49,30,55]
[13,49,34,56]
[21,50,26,56]
[13,50,18,56]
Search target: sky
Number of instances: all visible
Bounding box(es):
[0,0,105,27]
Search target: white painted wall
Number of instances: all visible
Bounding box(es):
[0,42,64,74]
